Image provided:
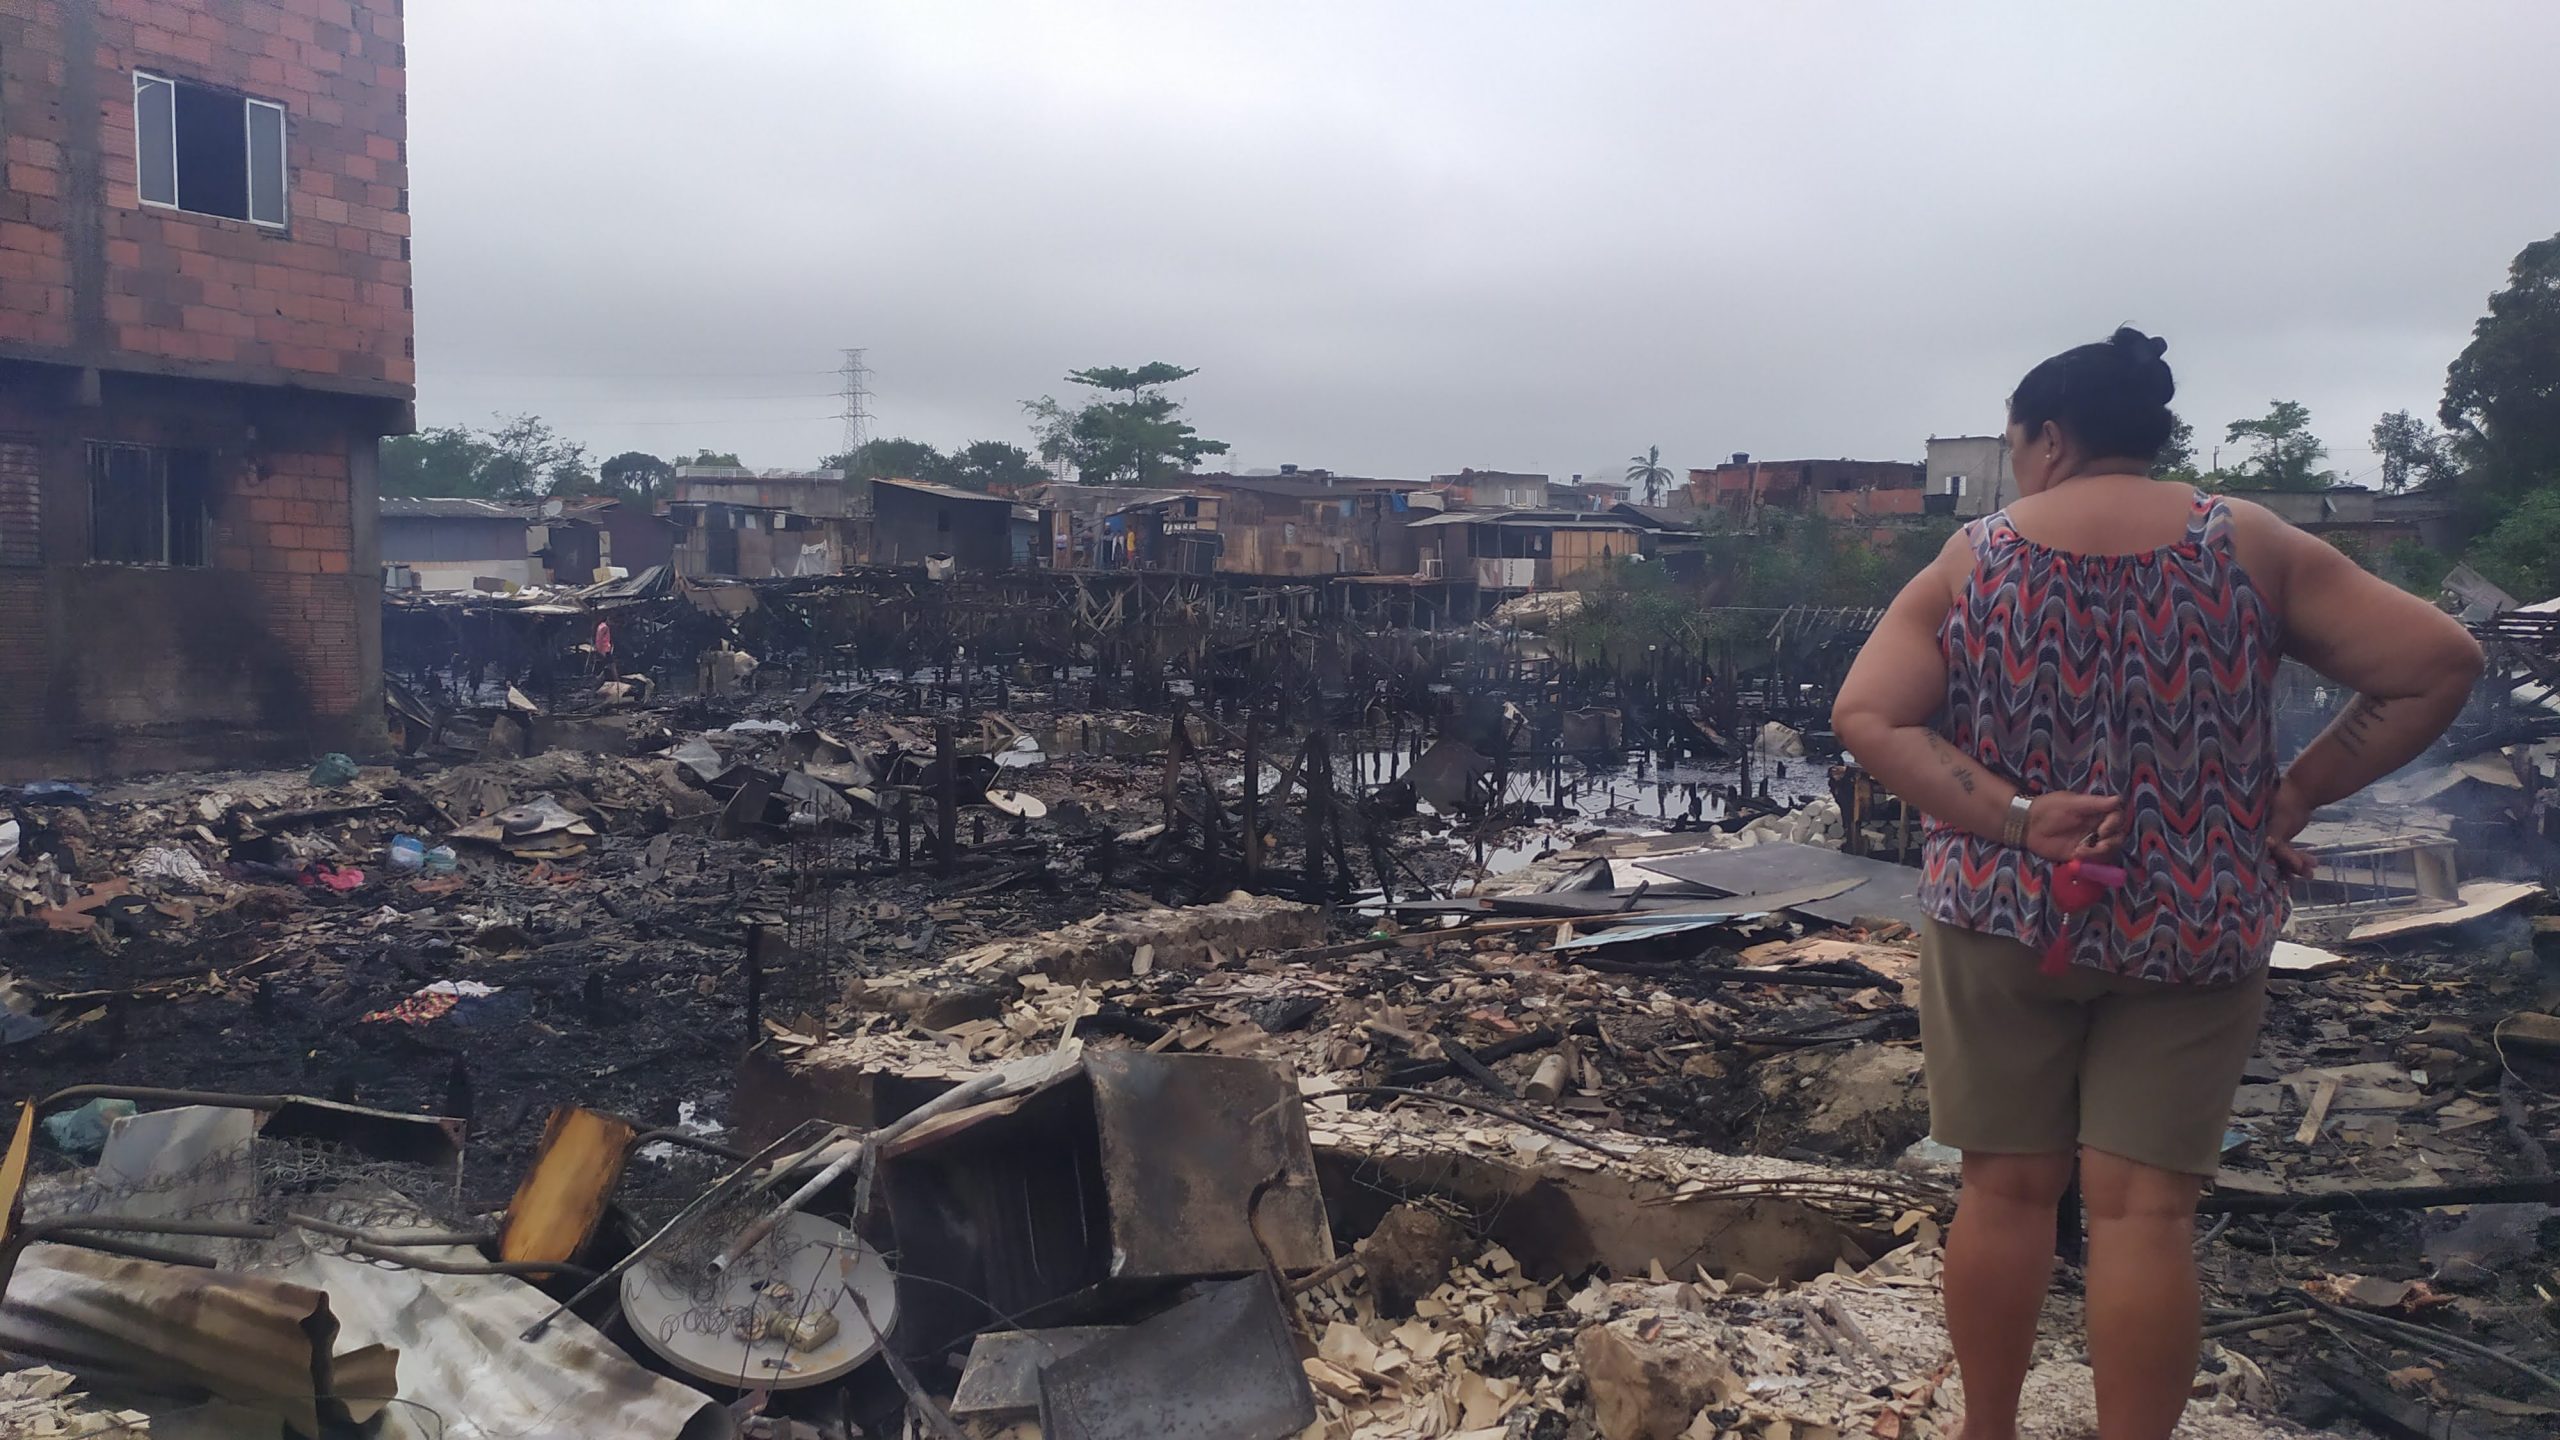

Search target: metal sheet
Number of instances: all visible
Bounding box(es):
[1085,1052,1332,1279]
[951,1326,1126,1420]
[1636,842,1928,929]
[1550,915,1768,950]
[1037,1275,1315,1440]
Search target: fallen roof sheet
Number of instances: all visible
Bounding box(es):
[1634,842,1928,930]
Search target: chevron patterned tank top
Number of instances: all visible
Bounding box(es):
[1918,491,2287,983]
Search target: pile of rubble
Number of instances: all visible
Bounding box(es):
[4,667,2559,1436]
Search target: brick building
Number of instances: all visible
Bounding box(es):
[0,0,411,777]
[1684,454,1927,523]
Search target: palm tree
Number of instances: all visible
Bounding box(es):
[1627,445,1673,506]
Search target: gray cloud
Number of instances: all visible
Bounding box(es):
[405,1,2560,484]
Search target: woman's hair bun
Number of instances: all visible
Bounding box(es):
[2109,326,2169,363]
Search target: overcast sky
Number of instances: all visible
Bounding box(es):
[406,1,2560,486]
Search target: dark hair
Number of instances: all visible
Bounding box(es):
[2007,326,2177,461]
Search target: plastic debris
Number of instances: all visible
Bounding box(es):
[363,979,503,1026]
[307,752,360,787]
[42,1097,140,1156]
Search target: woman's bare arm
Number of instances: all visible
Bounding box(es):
[2271,523,2485,816]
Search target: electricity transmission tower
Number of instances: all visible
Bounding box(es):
[836,348,871,465]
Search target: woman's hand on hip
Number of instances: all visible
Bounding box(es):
[2025,792,2125,864]
[2268,773,2318,880]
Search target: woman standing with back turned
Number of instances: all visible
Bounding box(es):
[1833,328,2485,1439]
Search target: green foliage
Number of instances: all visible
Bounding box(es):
[2150,414,2198,482]
[947,439,1047,492]
[2464,487,2560,601]
[597,451,674,504]
[1699,513,1952,610]
[1625,445,1673,506]
[1025,362,1229,484]
[1551,559,1698,672]
[2370,411,2455,494]
[2440,231,2560,510]
[2219,400,2333,491]
[379,425,502,498]
[828,437,950,485]
[2384,539,2455,595]
[673,450,744,469]
[378,415,585,499]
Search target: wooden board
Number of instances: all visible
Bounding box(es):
[498,1106,637,1270]
[2346,880,2544,942]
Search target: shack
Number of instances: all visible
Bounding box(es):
[668,502,842,579]
[378,499,615,592]
[870,477,1048,573]
[1405,509,1665,591]
[1184,473,1429,577]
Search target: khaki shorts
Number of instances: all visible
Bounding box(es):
[1919,918,2268,1177]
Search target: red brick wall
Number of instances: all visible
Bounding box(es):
[0,370,381,777]
[0,0,412,393]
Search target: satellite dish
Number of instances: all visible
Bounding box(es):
[984,788,1047,819]
[620,1212,898,1390]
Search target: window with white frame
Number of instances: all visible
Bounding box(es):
[133,71,286,226]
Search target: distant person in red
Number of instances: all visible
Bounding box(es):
[595,618,616,681]
[1833,328,2482,1439]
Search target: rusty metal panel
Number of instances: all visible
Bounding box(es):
[1084,1051,1332,1279]
[1037,1275,1315,1440]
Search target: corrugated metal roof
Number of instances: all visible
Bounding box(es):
[872,475,1013,504]
[380,498,535,520]
[1406,510,1645,530]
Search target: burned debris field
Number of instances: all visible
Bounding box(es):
[4,564,2557,1439]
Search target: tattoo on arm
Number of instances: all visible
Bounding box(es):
[2333,695,2388,758]
[1927,732,1978,794]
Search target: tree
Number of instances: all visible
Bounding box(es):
[2464,486,2560,601]
[379,425,502,497]
[481,413,588,500]
[827,437,950,485]
[1024,362,1229,484]
[2220,400,2333,491]
[2150,414,2197,482]
[1626,445,1673,506]
[2440,231,2560,510]
[2370,410,2453,494]
[946,440,1048,493]
[558,451,676,506]
[672,450,744,469]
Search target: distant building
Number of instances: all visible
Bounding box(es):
[668,465,859,518]
[2237,486,2456,554]
[379,499,602,592]
[1926,436,2015,517]
[1685,454,1929,522]
[1433,469,1550,511]
[1184,473,1429,577]
[0,0,413,777]
[869,476,1047,574]
[1406,509,1671,592]
[1031,482,1197,570]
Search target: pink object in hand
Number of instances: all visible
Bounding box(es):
[2040,858,2127,976]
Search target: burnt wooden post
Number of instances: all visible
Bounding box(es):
[1243,715,1263,885]
[1302,727,1330,899]
[935,716,958,875]
[745,922,782,1048]
[897,791,913,870]
[1161,697,1187,834]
